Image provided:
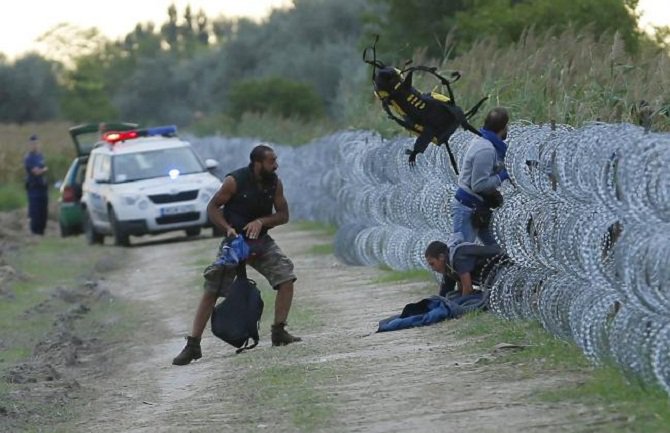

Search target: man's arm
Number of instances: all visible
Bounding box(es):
[25,155,48,176]
[30,166,48,176]
[452,245,482,296]
[207,176,237,237]
[470,147,502,194]
[439,276,456,297]
[243,179,289,239]
[459,272,474,296]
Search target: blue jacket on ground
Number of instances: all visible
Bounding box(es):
[377,293,487,333]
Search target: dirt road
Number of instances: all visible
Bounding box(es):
[68,225,606,433]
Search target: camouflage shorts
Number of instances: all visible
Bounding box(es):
[203,235,296,297]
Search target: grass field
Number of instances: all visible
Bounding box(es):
[0,121,76,188]
[449,313,670,433]
[0,235,139,432]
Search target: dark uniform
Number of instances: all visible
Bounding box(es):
[203,166,296,296]
[24,150,48,235]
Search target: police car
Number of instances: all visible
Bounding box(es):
[81,125,222,246]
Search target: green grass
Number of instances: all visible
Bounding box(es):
[540,364,670,433]
[0,237,112,374]
[0,182,27,210]
[256,283,322,331]
[187,111,339,146]
[450,313,590,367]
[0,235,138,432]
[253,364,334,431]
[374,267,435,284]
[293,220,338,236]
[307,243,334,255]
[449,312,670,433]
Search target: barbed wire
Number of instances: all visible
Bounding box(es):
[189,122,670,395]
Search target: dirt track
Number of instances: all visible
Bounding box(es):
[67,225,608,433]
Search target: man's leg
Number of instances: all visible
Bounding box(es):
[172,291,217,366]
[452,201,476,242]
[249,238,301,346]
[477,224,498,246]
[36,195,48,235]
[27,193,38,234]
[271,280,301,346]
[190,291,218,338]
[274,280,294,325]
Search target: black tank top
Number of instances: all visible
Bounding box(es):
[223,166,277,236]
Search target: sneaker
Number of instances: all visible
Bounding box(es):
[172,336,202,365]
[271,323,302,346]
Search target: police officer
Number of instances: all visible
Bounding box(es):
[24,134,49,235]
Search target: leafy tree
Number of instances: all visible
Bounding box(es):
[368,0,644,60]
[0,55,61,123]
[214,0,367,113]
[60,54,117,122]
[365,0,468,60]
[227,77,325,120]
[161,4,179,51]
[455,0,642,52]
[196,9,210,45]
[36,23,108,69]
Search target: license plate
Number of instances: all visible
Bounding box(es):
[160,204,196,216]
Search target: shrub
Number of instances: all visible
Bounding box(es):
[227,77,325,121]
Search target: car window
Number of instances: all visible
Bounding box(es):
[87,155,100,180]
[98,155,112,181]
[76,160,87,185]
[89,154,111,182]
[112,147,204,183]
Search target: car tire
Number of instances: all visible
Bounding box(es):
[185,227,202,237]
[109,208,130,247]
[83,209,104,245]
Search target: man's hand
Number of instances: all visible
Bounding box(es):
[226,227,237,238]
[243,219,263,239]
[406,149,419,167]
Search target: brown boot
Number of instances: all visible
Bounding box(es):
[271,323,302,346]
[172,336,202,365]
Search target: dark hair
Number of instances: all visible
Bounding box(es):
[249,144,274,164]
[483,107,509,133]
[425,241,448,258]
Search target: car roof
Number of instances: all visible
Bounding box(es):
[91,137,191,156]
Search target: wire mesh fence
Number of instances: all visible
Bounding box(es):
[189,122,670,394]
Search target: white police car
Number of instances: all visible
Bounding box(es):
[81,125,222,246]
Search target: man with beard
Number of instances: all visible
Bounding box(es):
[452,107,510,246]
[173,144,301,365]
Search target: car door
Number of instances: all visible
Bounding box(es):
[85,154,112,228]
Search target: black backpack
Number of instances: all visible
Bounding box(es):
[210,262,264,353]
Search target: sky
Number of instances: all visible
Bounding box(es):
[0,0,668,60]
[0,0,292,60]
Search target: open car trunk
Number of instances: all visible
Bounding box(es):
[69,122,139,157]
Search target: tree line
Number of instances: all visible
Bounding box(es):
[0,0,665,128]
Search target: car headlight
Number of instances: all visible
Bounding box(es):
[121,194,142,206]
[201,187,218,203]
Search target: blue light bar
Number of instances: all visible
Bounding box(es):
[145,125,178,137]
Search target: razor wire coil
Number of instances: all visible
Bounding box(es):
[190,122,670,395]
